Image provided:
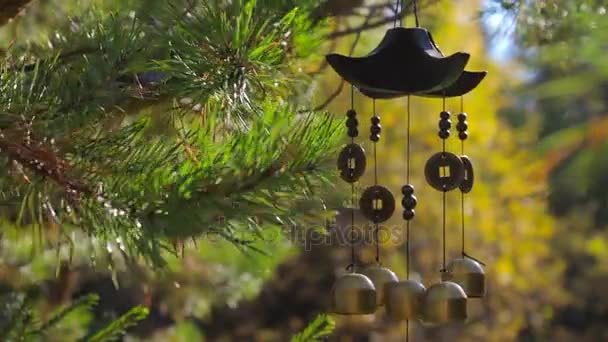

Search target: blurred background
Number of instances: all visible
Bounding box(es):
[1,0,608,341]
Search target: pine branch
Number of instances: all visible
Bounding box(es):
[291,314,335,342]
[83,306,149,342]
[0,1,342,266]
[34,294,100,336]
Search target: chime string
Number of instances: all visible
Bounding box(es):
[413,0,420,28]
[351,85,356,270]
[406,96,411,279]
[394,0,401,28]
[460,95,465,257]
[405,95,412,342]
[442,97,447,271]
[373,99,380,264]
[400,0,404,27]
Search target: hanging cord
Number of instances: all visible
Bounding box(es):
[413,0,420,27]
[393,0,401,28]
[460,96,465,257]
[373,99,380,264]
[350,86,356,271]
[458,96,486,266]
[404,96,412,342]
[406,96,412,279]
[441,97,447,272]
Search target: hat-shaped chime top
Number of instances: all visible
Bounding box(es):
[359,70,487,99]
[326,27,470,96]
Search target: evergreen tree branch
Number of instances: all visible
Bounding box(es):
[83,306,149,342]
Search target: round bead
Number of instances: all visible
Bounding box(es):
[439,119,452,131]
[459,155,474,193]
[457,112,467,121]
[346,117,358,128]
[348,128,359,138]
[371,134,380,142]
[371,116,381,125]
[371,125,382,135]
[403,209,415,221]
[337,144,367,183]
[401,195,417,210]
[347,109,357,118]
[360,185,396,223]
[440,111,451,120]
[458,131,468,140]
[424,152,466,192]
[438,130,450,139]
[401,184,415,195]
[456,121,468,132]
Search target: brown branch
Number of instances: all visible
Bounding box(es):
[310,7,376,112]
[0,0,33,27]
[0,136,91,196]
[326,1,440,39]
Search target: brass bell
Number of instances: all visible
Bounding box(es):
[330,273,377,314]
[362,266,399,306]
[423,281,467,324]
[385,280,426,321]
[442,258,486,298]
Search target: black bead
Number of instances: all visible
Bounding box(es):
[440,111,451,120]
[347,109,357,118]
[370,125,382,135]
[438,130,450,139]
[457,112,467,121]
[371,116,381,125]
[370,134,380,142]
[403,209,415,221]
[456,121,468,132]
[439,119,451,131]
[459,131,468,140]
[402,195,417,210]
[347,128,359,138]
[401,184,415,195]
[346,117,358,128]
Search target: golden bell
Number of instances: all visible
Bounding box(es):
[330,273,377,314]
[423,281,467,324]
[362,266,399,306]
[385,280,426,321]
[442,258,486,298]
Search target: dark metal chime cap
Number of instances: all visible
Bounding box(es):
[326,27,470,96]
[442,258,486,298]
[330,272,377,314]
[359,71,488,99]
[385,280,426,321]
[423,281,468,324]
[326,26,487,99]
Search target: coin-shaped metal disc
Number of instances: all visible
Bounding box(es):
[337,144,367,183]
[424,152,465,192]
[359,185,395,223]
[459,155,474,193]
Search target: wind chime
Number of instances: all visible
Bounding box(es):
[329,0,487,332]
